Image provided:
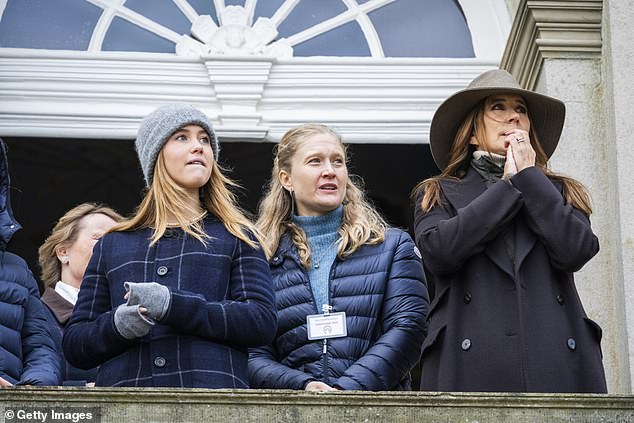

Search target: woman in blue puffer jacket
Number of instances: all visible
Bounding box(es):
[0,138,61,386]
[249,124,429,391]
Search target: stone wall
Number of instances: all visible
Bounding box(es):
[0,388,632,423]
[501,0,633,393]
[602,0,634,393]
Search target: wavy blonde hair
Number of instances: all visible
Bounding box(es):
[413,98,592,215]
[111,146,261,248]
[38,203,123,288]
[256,123,387,268]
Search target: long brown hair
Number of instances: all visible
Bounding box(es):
[111,148,260,248]
[414,99,593,215]
[256,123,387,268]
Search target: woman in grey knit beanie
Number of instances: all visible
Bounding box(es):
[135,103,220,187]
[63,103,277,388]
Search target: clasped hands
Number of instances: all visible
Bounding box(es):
[114,282,171,340]
[503,129,536,179]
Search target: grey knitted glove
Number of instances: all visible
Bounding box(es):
[124,282,171,322]
[114,304,155,340]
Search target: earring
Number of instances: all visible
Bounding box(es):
[61,256,69,264]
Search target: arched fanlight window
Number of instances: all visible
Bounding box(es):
[0,0,474,58]
[0,0,510,143]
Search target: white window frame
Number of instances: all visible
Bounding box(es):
[0,0,511,144]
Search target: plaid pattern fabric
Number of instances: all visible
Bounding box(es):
[63,216,276,388]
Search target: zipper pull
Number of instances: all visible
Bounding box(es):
[321,304,332,315]
[323,338,328,354]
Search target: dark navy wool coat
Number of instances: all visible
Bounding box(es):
[0,138,60,386]
[414,166,607,393]
[249,229,429,391]
[63,217,277,388]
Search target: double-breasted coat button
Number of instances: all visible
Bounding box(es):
[157,266,168,276]
[464,292,472,304]
[461,339,471,351]
[557,295,564,305]
[567,338,577,350]
[271,256,281,265]
[154,357,166,367]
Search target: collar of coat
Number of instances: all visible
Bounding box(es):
[272,231,327,272]
[0,140,21,251]
[42,287,74,324]
[438,167,538,277]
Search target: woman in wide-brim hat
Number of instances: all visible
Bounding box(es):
[412,69,607,393]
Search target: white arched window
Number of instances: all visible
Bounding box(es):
[0,0,511,142]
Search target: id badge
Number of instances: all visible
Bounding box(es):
[306,312,347,340]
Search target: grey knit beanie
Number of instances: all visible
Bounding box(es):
[135,103,219,186]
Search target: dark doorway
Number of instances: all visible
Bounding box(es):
[4,137,438,288]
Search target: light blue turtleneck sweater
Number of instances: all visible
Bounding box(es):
[293,206,343,313]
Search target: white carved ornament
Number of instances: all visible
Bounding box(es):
[175,6,293,59]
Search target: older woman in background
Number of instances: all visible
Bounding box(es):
[39,203,122,385]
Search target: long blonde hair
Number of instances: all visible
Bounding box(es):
[38,203,123,288]
[111,148,260,248]
[414,99,593,215]
[256,123,387,268]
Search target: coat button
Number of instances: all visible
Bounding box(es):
[567,338,576,351]
[461,338,471,351]
[157,266,168,276]
[154,357,166,367]
[271,256,281,264]
[164,229,175,238]
[557,295,564,305]
[464,292,472,304]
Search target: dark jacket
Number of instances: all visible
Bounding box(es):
[414,166,606,393]
[63,217,277,388]
[249,228,429,391]
[0,138,61,385]
[42,287,98,385]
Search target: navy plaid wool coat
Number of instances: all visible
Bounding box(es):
[63,216,276,388]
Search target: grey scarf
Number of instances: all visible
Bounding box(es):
[470,151,505,187]
[470,151,516,262]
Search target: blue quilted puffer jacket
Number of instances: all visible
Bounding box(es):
[249,228,429,391]
[0,138,61,385]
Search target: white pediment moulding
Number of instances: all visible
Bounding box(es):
[0,50,497,143]
[144,0,511,61]
[0,0,512,143]
[501,0,602,89]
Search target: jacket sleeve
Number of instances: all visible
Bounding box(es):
[63,238,133,370]
[334,231,430,391]
[413,179,523,276]
[18,270,62,386]
[248,344,316,390]
[510,167,599,272]
[162,237,277,347]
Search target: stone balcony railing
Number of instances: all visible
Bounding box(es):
[1,388,633,423]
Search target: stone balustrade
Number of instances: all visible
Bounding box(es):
[1,388,632,423]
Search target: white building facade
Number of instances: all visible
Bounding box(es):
[0,0,631,393]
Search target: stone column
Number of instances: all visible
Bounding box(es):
[602,0,634,394]
[501,0,632,393]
